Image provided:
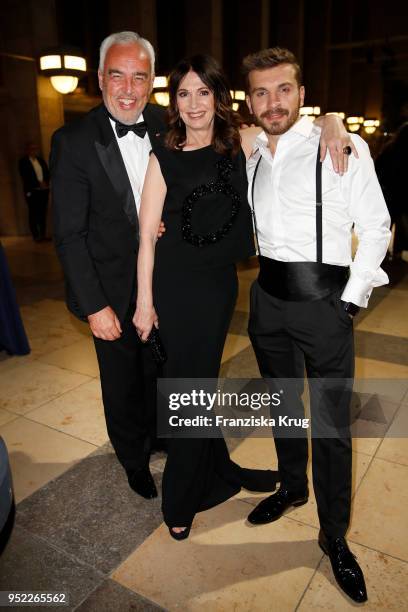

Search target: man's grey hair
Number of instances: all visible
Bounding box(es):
[99,31,155,73]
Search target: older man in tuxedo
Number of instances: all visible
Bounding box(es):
[50,32,166,499]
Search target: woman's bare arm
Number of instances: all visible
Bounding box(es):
[239,126,262,159]
[133,154,167,341]
[240,116,357,174]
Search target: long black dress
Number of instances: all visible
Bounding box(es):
[153,142,277,527]
[0,242,30,356]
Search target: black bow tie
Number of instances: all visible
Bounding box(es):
[115,120,147,139]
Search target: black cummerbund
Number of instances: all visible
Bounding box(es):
[258,256,349,302]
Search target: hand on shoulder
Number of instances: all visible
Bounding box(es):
[239,126,262,160]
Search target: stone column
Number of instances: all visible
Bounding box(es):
[0,0,63,236]
[211,0,223,63]
[302,0,330,110]
[184,4,211,57]
[274,0,305,63]
[108,0,157,48]
[260,0,270,50]
[0,53,39,235]
[37,76,64,162]
[326,0,353,115]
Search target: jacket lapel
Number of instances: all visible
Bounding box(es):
[143,103,167,153]
[93,105,138,228]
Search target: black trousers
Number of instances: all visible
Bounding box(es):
[248,281,354,539]
[93,305,158,472]
[26,189,49,240]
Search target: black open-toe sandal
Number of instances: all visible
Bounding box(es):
[168,525,192,541]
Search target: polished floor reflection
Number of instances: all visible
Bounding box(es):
[0,236,407,611]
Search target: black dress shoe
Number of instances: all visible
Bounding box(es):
[126,467,158,499]
[168,525,192,541]
[247,486,308,524]
[318,530,367,603]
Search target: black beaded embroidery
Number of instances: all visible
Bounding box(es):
[182,157,241,247]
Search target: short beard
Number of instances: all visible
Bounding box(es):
[256,101,301,136]
[102,93,140,125]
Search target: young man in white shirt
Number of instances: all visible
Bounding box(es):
[243,47,391,603]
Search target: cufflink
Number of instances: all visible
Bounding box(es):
[342,301,360,316]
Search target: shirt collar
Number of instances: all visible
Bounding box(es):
[253,115,315,156]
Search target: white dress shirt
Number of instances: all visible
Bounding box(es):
[109,114,151,214]
[247,116,391,307]
[29,156,43,183]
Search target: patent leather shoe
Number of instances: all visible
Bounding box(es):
[126,467,158,499]
[247,486,308,524]
[318,530,368,603]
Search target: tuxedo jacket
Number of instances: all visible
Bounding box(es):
[50,103,167,322]
[18,155,50,194]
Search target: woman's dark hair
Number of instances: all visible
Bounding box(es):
[165,54,241,156]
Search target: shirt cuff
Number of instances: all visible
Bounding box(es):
[341,269,389,308]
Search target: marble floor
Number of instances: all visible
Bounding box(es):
[0,236,407,611]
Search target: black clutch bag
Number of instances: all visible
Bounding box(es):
[146,327,167,365]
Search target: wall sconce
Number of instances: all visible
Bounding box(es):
[39,50,86,94]
[230,90,246,111]
[363,119,380,135]
[300,106,321,118]
[154,92,169,106]
[234,90,245,101]
[346,116,364,132]
[326,112,346,119]
[153,75,169,106]
[154,76,168,88]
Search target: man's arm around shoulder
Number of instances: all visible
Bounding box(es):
[340,135,391,308]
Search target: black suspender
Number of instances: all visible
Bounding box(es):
[250,156,263,255]
[315,145,323,263]
[250,144,323,262]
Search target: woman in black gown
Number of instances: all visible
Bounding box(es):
[135,55,351,539]
[135,55,278,539]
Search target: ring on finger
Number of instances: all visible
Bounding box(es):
[342,145,352,156]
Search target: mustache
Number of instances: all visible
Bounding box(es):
[261,108,289,119]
